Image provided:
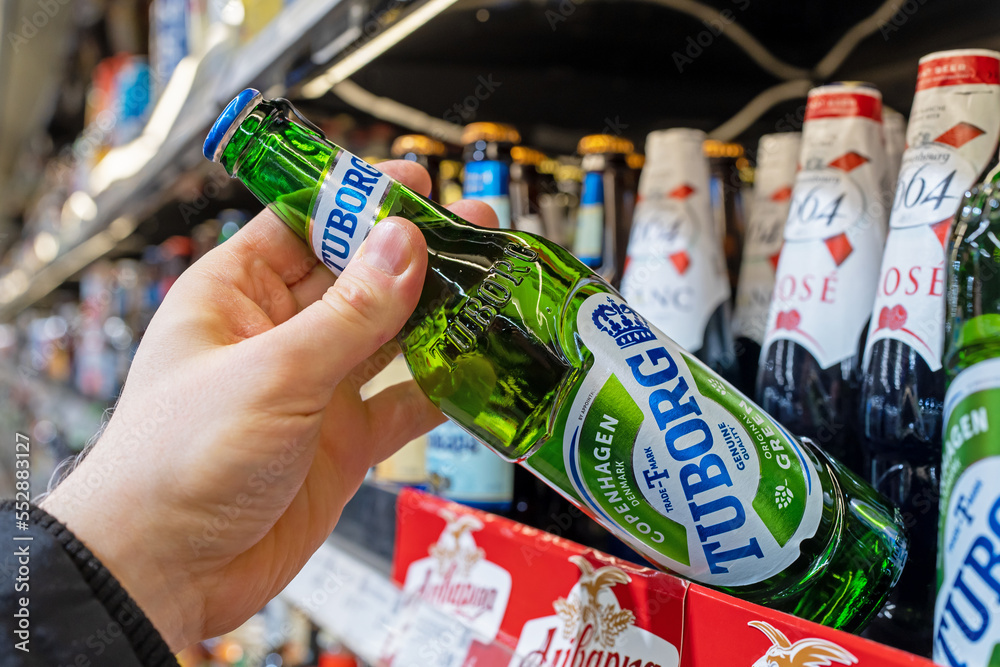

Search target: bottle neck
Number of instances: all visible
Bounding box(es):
[945,177,1000,372]
[221,101,335,241]
[463,141,513,163]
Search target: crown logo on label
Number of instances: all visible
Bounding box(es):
[592,297,655,349]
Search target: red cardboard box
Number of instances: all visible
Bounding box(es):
[393,489,687,666]
[392,490,936,667]
[682,585,935,666]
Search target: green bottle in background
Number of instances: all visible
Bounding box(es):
[205,89,906,630]
[935,166,1000,667]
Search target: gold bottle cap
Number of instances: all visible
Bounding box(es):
[511,145,546,166]
[391,134,447,158]
[703,139,744,159]
[626,153,645,170]
[577,134,634,155]
[461,122,521,145]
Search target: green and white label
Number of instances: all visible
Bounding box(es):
[309,148,393,276]
[564,293,823,586]
[934,357,1000,667]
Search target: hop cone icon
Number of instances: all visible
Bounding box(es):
[775,482,794,510]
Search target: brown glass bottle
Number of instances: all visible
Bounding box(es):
[390,134,447,201]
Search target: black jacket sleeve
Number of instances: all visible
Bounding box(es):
[0,501,178,666]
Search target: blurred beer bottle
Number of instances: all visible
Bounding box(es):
[731,133,801,395]
[391,134,447,201]
[620,128,736,380]
[462,122,520,229]
[705,139,747,292]
[510,145,549,237]
[572,134,636,287]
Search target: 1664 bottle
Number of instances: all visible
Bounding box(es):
[620,128,736,380]
[205,90,906,629]
[860,49,1000,654]
[757,83,891,471]
[731,133,801,395]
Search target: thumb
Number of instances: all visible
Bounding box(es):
[252,217,428,398]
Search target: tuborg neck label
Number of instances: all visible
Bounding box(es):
[309,148,393,275]
[864,51,1000,372]
[564,293,823,586]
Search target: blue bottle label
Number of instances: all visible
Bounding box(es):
[464,161,512,229]
[574,171,607,268]
[426,420,514,510]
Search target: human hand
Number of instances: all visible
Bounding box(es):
[40,160,499,650]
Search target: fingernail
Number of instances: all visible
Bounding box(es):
[360,219,412,276]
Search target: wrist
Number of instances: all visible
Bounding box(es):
[41,471,203,651]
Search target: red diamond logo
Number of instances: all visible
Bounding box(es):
[769,247,782,271]
[828,152,869,172]
[668,184,695,200]
[669,250,691,274]
[825,233,853,266]
[770,186,792,202]
[935,122,986,148]
[931,218,951,247]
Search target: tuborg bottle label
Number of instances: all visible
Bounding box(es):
[761,88,888,370]
[309,148,394,275]
[864,50,1000,373]
[563,293,823,586]
[934,357,1000,667]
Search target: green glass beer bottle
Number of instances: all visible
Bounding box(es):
[935,166,1000,667]
[205,90,906,630]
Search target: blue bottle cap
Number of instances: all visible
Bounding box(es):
[203,88,262,162]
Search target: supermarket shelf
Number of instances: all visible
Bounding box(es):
[0,0,460,322]
[279,481,405,664]
[330,479,401,575]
